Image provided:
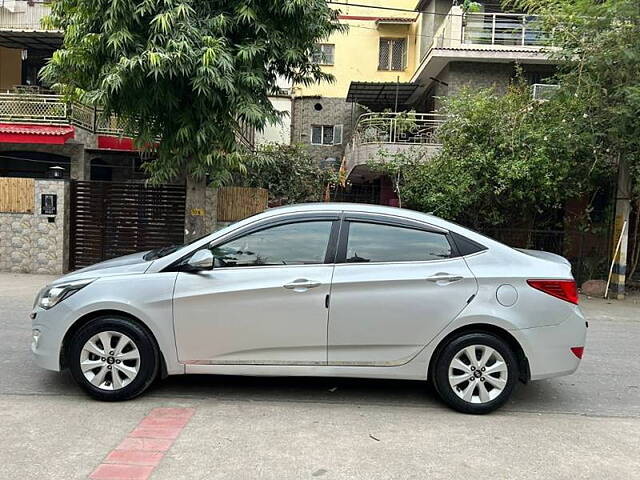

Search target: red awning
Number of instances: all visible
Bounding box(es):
[0,123,75,145]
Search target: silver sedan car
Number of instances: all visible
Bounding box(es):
[31,203,586,414]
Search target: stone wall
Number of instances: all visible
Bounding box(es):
[447,61,515,96]
[0,179,69,274]
[291,96,364,164]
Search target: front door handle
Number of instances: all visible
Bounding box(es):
[283,279,321,290]
[426,274,463,284]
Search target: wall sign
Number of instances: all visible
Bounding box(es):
[41,194,57,215]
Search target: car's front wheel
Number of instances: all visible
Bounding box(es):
[68,316,159,401]
[433,332,519,414]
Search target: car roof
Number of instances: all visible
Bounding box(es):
[262,202,436,219]
[147,202,513,273]
[255,203,509,251]
[258,202,445,226]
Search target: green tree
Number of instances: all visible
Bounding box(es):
[504,0,640,176]
[366,147,424,208]
[238,143,336,205]
[398,81,611,229]
[506,0,640,278]
[41,0,344,184]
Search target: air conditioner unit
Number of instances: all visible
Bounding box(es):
[532,83,560,101]
[1,1,27,13]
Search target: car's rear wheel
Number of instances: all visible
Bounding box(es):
[433,332,519,414]
[68,316,159,401]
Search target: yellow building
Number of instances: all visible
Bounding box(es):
[295,0,420,98]
[290,0,555,205]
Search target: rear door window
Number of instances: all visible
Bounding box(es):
[345,222,452,263]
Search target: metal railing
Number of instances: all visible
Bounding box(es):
[0,93,68,124]
[462,12,547,47]
[0,93,127,133]
[353,112,446,146]
[0,92,255,148]
[0,2,59,32]
[425,7,548,56]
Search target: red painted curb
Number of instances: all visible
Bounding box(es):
[89,408,195,480]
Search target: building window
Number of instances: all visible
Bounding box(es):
[311,125,343,146]
[378,38,406,71]
[311,44,335,65]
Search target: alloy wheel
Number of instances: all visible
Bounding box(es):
[448,344,508,404]
[79,331,140,390]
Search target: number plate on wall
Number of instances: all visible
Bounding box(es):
[41,194,57,215]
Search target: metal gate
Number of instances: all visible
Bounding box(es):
[70,181,186,269]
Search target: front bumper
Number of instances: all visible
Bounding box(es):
[30,305,72,372]
[515,306,587,381]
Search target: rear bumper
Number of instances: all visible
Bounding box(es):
[514,307,587,381]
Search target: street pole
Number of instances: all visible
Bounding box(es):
[612,156,631,299]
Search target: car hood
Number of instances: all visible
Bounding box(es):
[53,251,153,284]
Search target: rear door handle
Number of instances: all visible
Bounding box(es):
[283,279,321,290]
[426,274,463,284]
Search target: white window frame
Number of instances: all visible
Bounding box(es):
[378,37,407,71]
[311,43,335,65]
[311,124,343,146]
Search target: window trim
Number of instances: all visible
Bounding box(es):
[378,37,408,71]
[335,216,459,265]
[167,213,342,271]
[312,43,335,66]
[311,124,343,146]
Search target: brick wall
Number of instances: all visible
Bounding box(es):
[0,179,69,274]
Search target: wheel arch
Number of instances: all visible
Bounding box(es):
[59,309,169,379]
[428,323,531,384]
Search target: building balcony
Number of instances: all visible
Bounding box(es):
[0,2,62,64]
[0,1,55,32]
[448,9,547,50]
[344,112,445,176]
[412,6,553,84]
[0,92,255,149]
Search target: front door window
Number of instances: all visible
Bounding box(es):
[210,221,333,267]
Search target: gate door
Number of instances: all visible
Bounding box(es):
[70,181,186,269]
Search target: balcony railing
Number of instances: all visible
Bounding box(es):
[353,112,445,147]
[428,6,548,52]
[0,92,255,149]
[0,93,68,124]
[0,93,128,134]
[462,12,547,47]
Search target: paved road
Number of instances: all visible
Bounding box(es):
[1,273,639,479]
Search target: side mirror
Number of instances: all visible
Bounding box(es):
[185,249,214,272]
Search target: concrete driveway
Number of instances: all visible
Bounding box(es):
[1,273,639,479]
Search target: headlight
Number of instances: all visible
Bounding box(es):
[35,279,95,310]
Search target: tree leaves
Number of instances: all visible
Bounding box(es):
[236,143,335,205]
[396,81,614,229]
[42,0,342,184]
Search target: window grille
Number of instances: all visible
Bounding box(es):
[379,38,406,71]
[311,44,335,65]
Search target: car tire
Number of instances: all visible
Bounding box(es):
[68,316,159,401]
[432,332,519,414]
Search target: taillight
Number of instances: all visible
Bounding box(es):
[527,279,578,305]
